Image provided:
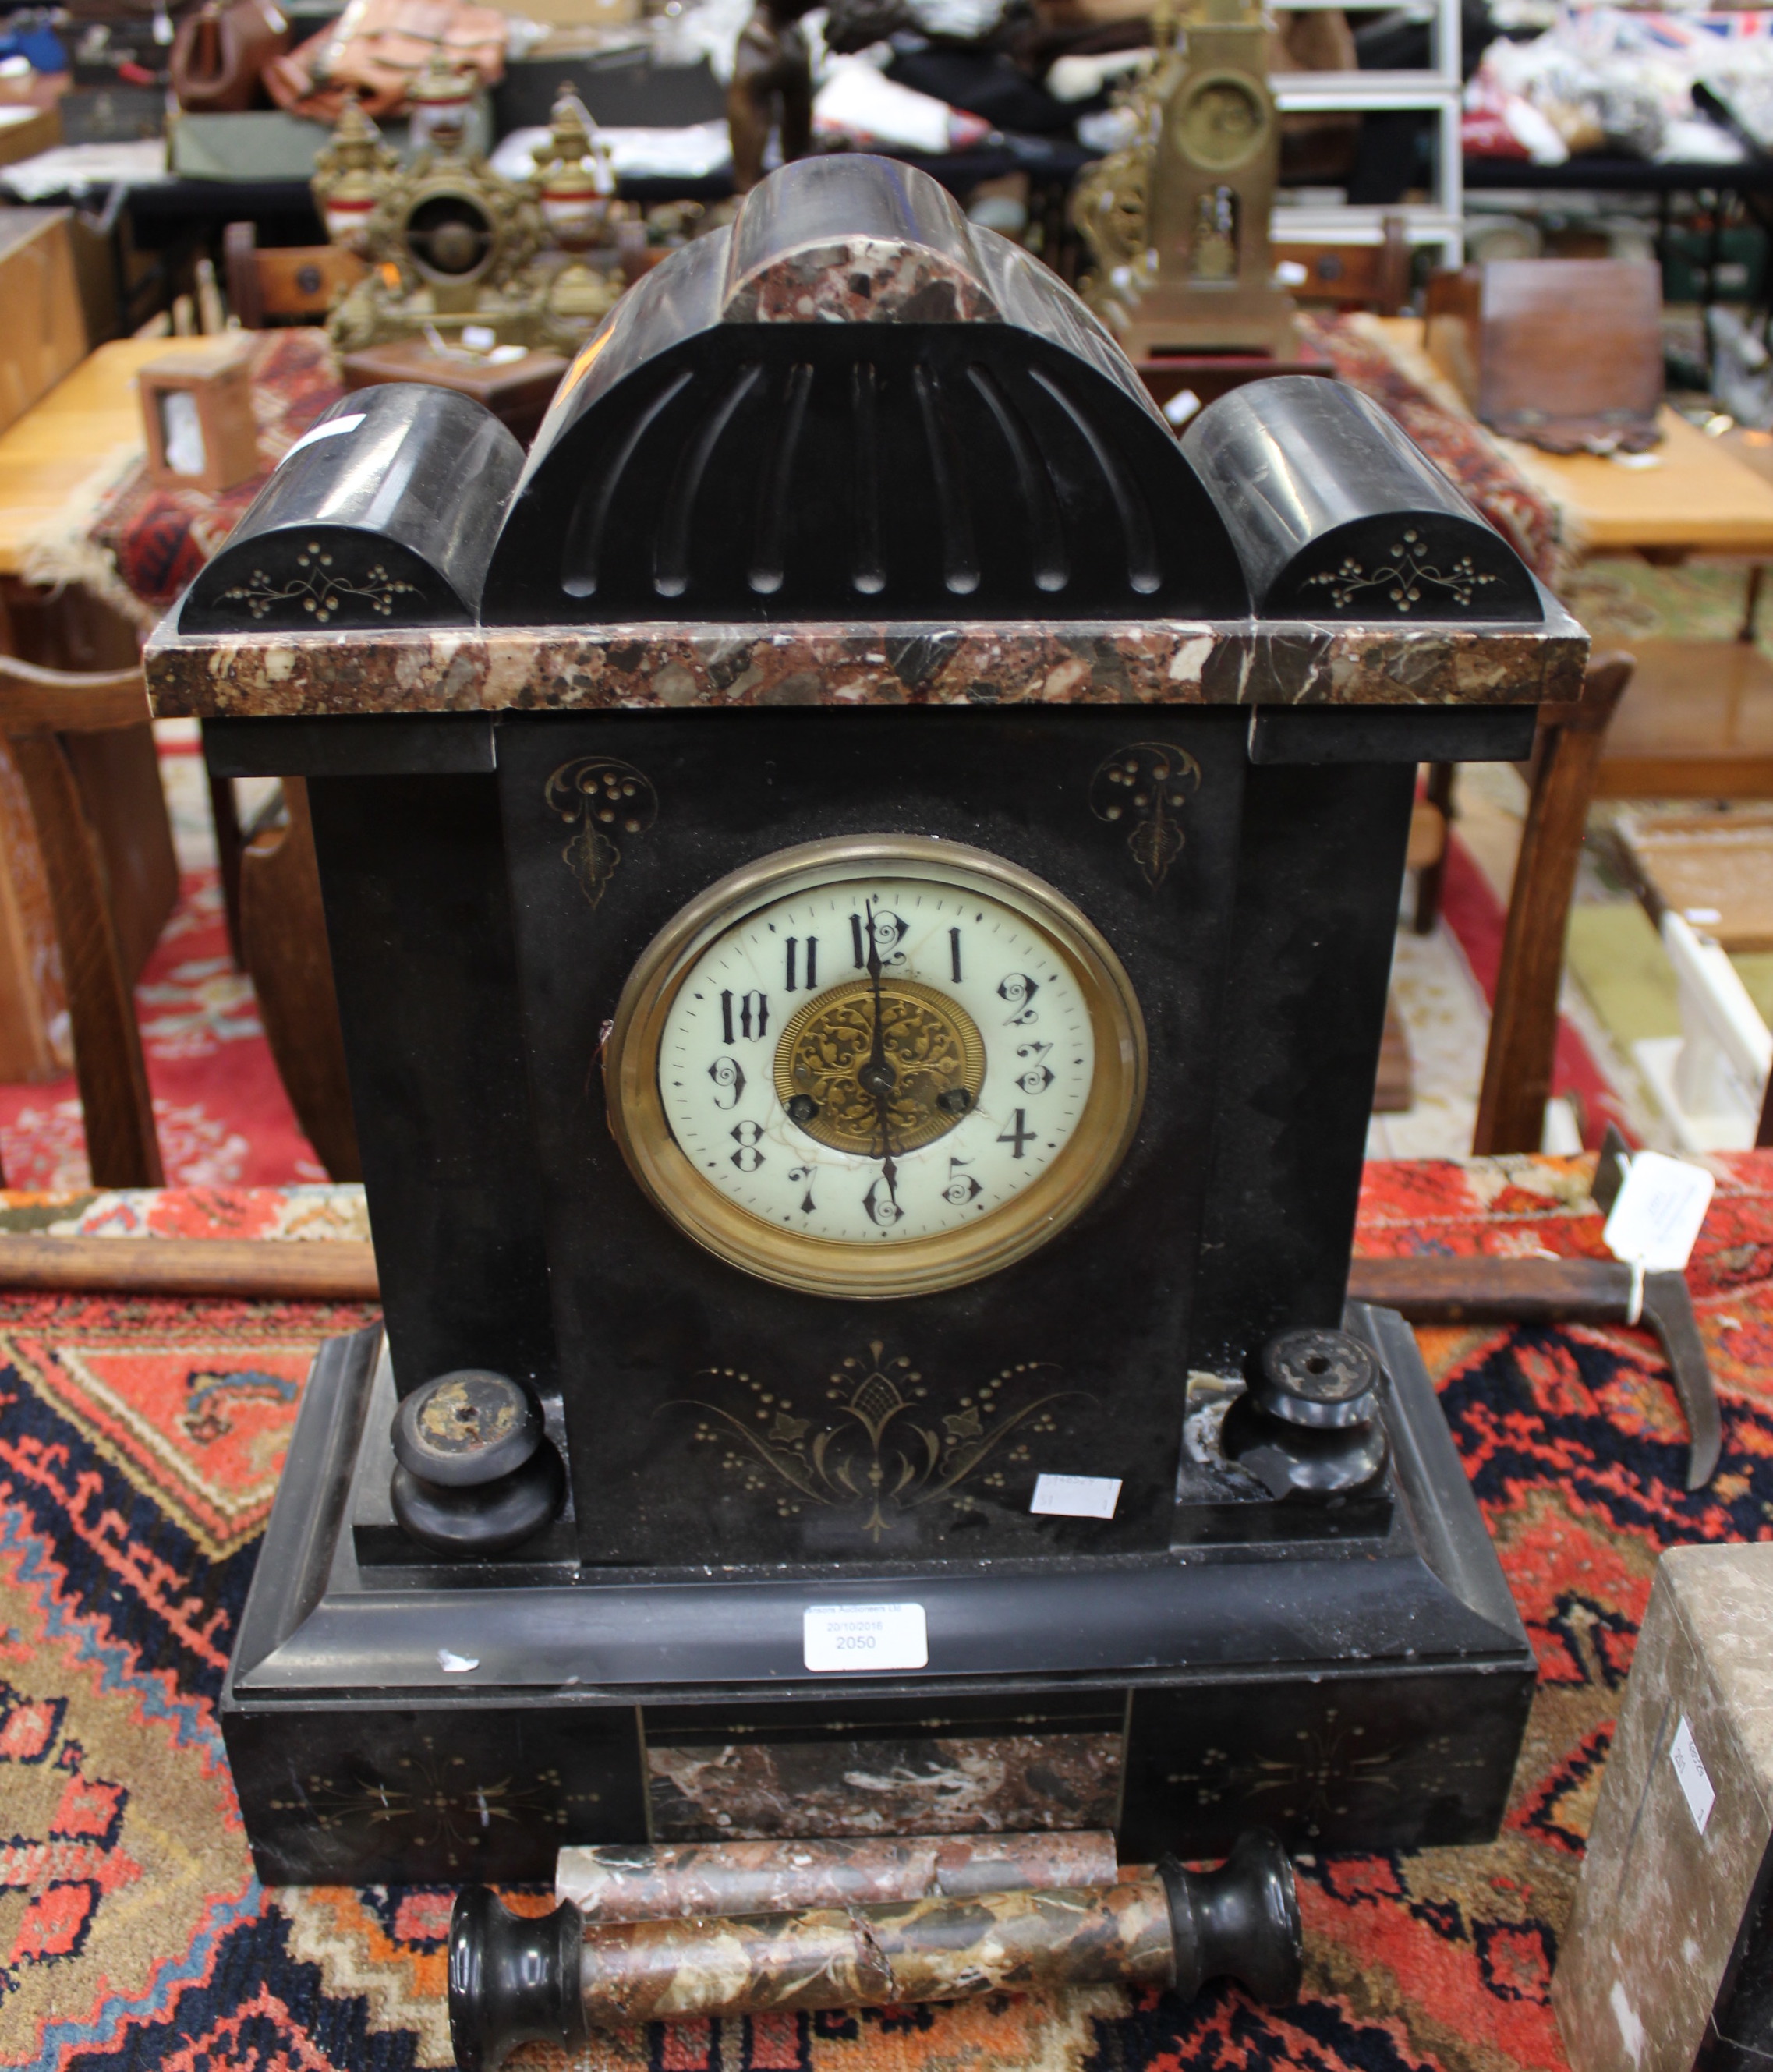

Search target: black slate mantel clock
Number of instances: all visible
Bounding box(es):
[147,154,1584,1886]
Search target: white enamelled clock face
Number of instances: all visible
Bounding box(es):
[606,838,1148,1299]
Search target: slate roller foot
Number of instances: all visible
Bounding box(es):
[448,1830,1302,2071]
[390,1367,565,1558]
[1221,1327,1389,1500]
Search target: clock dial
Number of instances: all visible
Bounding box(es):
[658,879,1093,1247]
[606,837,1145,1299]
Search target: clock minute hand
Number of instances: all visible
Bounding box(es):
[858,903,901,1212]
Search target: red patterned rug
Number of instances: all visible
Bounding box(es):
[3,1157,1769,2070]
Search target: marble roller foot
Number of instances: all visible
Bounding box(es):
[555,1830,1120,1920]
[450,1830,1301,2071]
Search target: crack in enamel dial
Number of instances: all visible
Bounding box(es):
[605,837,1148,1299]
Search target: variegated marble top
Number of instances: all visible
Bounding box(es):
[145,609,1587,720]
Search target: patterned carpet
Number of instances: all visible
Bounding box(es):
[5,1156,1771,2070]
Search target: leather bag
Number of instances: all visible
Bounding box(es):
[171,0,291,112]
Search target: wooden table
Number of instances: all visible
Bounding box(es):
[0,334,235,578]
[1371,316,1773,562]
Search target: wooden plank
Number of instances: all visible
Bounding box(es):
[0,209,86,437]
[0,1234,380,1298]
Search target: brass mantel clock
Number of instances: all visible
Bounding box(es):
[607,837,1146,1299]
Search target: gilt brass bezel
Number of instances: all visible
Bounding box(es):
[604,835,1148,1300]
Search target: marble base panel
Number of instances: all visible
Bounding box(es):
[1554,1546,1773,2072]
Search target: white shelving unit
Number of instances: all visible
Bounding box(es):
[1268,0,1464,263]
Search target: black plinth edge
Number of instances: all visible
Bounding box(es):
[231,1321,384,1683]
[1182,377,1544,624]
[222,1306,1532,1699]
[177,385,525,636]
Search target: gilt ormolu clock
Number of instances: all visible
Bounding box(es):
[150,154,1585,1888]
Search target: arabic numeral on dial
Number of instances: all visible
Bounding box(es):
[851,909,905,967]
[707,1057,746,1109]
[996,1108,1034,1158]
[720,989,770,1042]
[1015,1041,1054,1095]
[863,1175,903,1226]
[998,972,1040,1025]
[787,1164,816,1215]
[943,1155,982,1205]
[730,1119,766,1172]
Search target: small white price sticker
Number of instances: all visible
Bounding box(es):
[1604,1151,1715,1274]
[1671,1714,1716,1835]
[1030,1473,1123,1520]
[803,1603,927,1674]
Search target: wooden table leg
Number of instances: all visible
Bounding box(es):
[208,755,243,967]
[1471,654,1634,1158]
[10,728,162,1186]
[1413,762,1456,935]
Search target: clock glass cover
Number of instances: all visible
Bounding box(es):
[605,837,1147,1298]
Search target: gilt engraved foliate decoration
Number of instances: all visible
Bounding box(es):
[1303,529,1500,613]
[544,756,658,908]
[218,543,419,624]
[1089,741,1203,889]
[678,1341,1083,1542]
[267,1736,599,1868]
[1165,1710,1481,1837]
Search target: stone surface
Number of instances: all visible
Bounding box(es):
[143,612,1587,720]
[555,1831,1120,1918]
[575,1881,1176,2026]
[645,1732,1126,1843]
[1553,1544,1773,2072]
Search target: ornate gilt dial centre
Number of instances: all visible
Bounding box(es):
[774,978,986,1157]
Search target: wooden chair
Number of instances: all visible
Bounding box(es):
[239,775,361,1180]
[1471,652,1635,1154]
[0,656,174,1185]
[222,221,366,328]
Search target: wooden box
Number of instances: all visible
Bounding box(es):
[1425,258,1663,453]
[340,338,568,446]
[139,336,262,493]
[0,207,87,439]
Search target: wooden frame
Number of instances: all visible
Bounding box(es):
[1471,652,1634,1156]
[0,655,164,1185]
